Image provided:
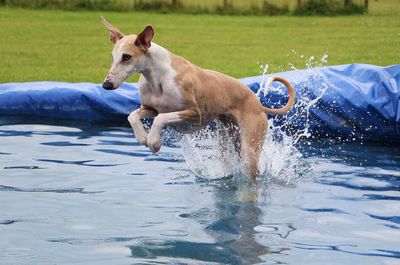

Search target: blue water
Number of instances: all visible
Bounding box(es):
[0,124,399,265]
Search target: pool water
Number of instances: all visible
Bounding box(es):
[0,123,399,265]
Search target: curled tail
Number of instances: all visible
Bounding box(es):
[262,76,295,115]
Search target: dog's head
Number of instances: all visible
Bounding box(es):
[101,16,154,90]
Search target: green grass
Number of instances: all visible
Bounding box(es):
[0,0,375,14]
[0,2,399,83]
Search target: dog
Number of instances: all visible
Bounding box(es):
[101,17,295,180]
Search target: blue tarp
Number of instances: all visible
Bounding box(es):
[0,64,399,143]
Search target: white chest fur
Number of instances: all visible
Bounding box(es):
[138,44,185,113]
[139,75,185,113]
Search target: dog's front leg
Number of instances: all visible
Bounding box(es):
[127,106,158,146]
[147,109,200,153]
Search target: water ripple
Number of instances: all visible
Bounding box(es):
[292,242,400,259]
[35,158,126,167]
[317,179,399,192]
[40,141,90,147]
[97,139,141,146]
[254,223,296,238]
[95,149,149,157]
[145,153,185,163]
[301,208,348,214]
[48,237,136,245]
[0,185,102,194]
[0,219,19,225]
[129,240,241,264]
[365,213,400,225]
[4,166,45,170]
[362,194,400,201]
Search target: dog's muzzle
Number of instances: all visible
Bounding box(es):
[102,81,115,90]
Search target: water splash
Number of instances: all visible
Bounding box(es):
[178,54,330,183]
[258,54,329,184]
[181,122,242,180]
[256,64,270,98]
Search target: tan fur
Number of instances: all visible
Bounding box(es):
[263,77,296,115]
[168,54,295,180]
[102,19,295,180]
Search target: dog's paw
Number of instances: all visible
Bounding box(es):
[148,140,161,154]
[136,134,148,147]
[147,134,161,154]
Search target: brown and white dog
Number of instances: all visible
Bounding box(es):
[101,17,295,180]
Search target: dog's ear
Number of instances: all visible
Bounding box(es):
[135,25,154,51]
[101,16,124,44]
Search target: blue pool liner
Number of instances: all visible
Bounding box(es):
[0,64,399,143]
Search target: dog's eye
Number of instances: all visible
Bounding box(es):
[121,54,132,62]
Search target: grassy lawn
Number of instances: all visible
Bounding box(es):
[0,2,399,83]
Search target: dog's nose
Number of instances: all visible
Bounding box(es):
[102,81,115,90]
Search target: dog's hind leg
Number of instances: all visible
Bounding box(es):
[217,116,241,175]
[218,116,241,156]
[236,113,267,181]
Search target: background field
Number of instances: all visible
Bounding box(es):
[0,0,399,83]
[0,0,385,13]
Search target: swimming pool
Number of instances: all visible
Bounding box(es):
[1,123,399,264]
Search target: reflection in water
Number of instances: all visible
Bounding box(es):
[130,181,280,264]
[204,182,267,264]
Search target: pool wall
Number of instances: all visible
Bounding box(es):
[0,64,399,143]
